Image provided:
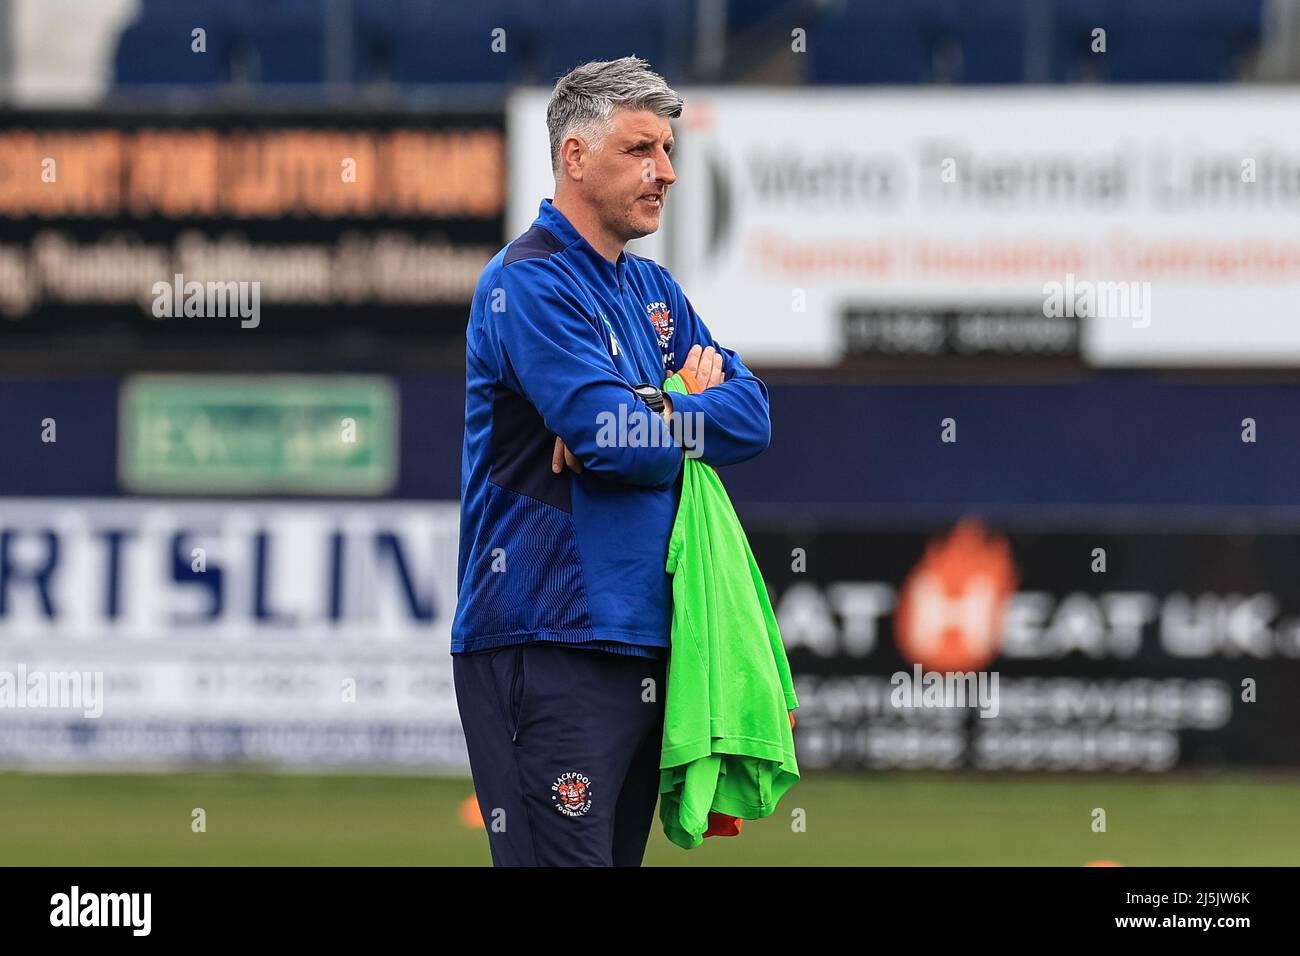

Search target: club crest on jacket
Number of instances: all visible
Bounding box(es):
[646,301,673,350]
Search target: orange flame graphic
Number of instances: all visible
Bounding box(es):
[894,518,1020,672]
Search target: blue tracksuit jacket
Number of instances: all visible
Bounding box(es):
[451,198,771,657]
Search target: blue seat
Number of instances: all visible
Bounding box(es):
[808,0,960,84]
[392,1,525,85]
[253,25,325,84]
[1049,0,1107,82]
[353,0,403,82]
[114,18,236,85]
[537,0,677,82]
[958,0,1026,83]
[1094,0,1263,82]
[135,0,254,27]
[725,0,790,36]
[115,0,293,86]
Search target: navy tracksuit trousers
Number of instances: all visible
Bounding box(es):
[453,642,667,866]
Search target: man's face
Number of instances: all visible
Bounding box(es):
[582,108,677,244]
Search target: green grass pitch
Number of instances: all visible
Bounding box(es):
[2,770,1296,866]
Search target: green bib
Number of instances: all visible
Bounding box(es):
[658,372,800,850]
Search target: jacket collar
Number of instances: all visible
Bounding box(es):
[536,198,628,290]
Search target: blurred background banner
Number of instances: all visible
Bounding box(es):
[512,87,1300,367]
[0,497,464,767]
[2,0,1300,866]
[119,375,399,495]
[0,109,504,368]
[752,521,1300,772]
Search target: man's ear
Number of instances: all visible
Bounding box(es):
[560,136,585,182]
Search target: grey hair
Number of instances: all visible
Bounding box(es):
[546,57,683,178]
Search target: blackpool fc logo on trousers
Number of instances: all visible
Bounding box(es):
[551,771,593,816]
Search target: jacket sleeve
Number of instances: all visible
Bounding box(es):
[661,273,772,467]
[484,259,683,489]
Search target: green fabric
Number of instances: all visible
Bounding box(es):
[658,372,800,850]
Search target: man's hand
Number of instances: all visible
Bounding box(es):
[550,385,678,475]
[553,351,722,475]
[552,436,583,474]
[677,344,725,390]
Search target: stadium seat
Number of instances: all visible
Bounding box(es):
[353,0,404,83]
[113,0,1272,90]
[134,0,255,26]
[537,0,681,82]
[808,0,961,85]
[725,0,790,36]
[1049,0,1107,82]
[391,1,526,86]
[251,2,328,85]
[114,18,239,85]
[115,0,271,86]
[957,0,1026,84]
[1093,0,1263,82]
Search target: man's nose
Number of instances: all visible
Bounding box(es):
[656,149,676,185]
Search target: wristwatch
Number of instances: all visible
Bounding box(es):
[632,383,665,414]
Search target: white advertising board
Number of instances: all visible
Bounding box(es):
[0,499,466,768]
[510,88,1300,366]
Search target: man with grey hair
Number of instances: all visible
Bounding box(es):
[451,57,772,866]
